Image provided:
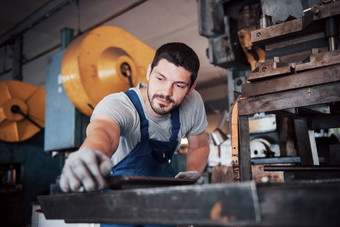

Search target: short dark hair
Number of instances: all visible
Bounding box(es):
[151,42,200,87]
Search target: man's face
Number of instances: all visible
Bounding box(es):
[146,59,195,116]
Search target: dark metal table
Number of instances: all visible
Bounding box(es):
[38,180,340,226]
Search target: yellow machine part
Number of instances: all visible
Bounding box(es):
[61,25,156,116]
[238,29,265,71]
[0,80,45,142]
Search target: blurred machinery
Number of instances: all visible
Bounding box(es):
[61,25,154,117]
[0,80,45,142]
[0,81,61,226]
[45,26,154,152]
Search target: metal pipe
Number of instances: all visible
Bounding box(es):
[61,28,74,50]
[260,14,268,29]
[22,44,61,65]
[12,35,23,81]
[325,17,338,51]
[0,0,75,47]
[2,45,6,72]
[328,36,337,51]
[81,0,148,35]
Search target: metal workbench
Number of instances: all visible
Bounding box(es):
[38,179,340,226]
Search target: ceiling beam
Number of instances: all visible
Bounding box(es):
[0,0,74,47]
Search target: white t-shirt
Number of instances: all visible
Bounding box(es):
[91,83,208,165]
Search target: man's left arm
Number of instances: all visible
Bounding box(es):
[186,132,209,173]
[175,90,209,183]
[175,132,209,184]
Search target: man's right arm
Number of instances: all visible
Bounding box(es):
[81,115,121,158]
[59,114,120,192]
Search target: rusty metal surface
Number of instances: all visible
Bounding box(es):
[251,1,340,45]
[248,62,291,81]
[38,180,340,226]
[251,18,306,45]
[238,81,340,116]
[247,49,340,81]
[295,49,340,72]
[243,63,340,97]
[38,181,261,226]
[312,1,340,21]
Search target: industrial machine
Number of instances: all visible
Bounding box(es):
[44,25,155,153]
[61,25,154,117]
[235,0,340,182]
[198,0,340,183]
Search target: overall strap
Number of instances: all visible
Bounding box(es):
[125,90,149,139]
[170,107,180,141]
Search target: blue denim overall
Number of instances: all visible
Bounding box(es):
[101,89,179,227]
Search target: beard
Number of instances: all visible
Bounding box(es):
[147,87,177,115]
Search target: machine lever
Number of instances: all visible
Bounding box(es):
[121,62,134,87]
[11,105,43,130]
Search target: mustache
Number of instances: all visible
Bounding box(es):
[153,94,175,104]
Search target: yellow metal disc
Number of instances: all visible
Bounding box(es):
[0,80,45,142]
[61,25,155,116]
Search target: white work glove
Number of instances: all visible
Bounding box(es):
[175,171,204,185]
[59,148,112,192]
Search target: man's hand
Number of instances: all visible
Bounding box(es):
[175,171,204,185]
[59,148,112,192]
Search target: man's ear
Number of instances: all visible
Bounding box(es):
[187,81,196,95]
[146,64,151,81]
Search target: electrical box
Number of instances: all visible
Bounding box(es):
[44,50,88,152]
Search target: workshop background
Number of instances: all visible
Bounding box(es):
[1,0,340,226]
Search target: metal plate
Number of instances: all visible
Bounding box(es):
[38,181,260,226]
[106,175,197,189]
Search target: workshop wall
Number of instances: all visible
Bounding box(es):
[0,131,62,226]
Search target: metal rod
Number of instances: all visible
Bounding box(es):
[11,105,43,130]
[264,166,340,172]
[328,36,337,51]
[325,17,338,51]
[76,0,81,35]
[251,157,301,165]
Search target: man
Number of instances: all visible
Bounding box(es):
[60,42,209,193]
